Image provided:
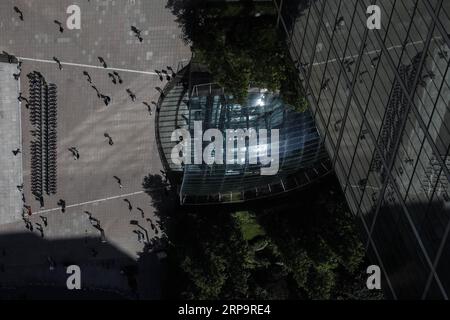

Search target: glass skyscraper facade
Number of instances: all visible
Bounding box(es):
[156,62,331,204]
[276,0,450,299]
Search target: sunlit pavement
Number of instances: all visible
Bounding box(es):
[0,0,191,298]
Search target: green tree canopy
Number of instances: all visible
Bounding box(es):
[167,0,307,111]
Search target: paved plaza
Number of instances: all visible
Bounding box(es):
[0,0,191,298]
[0,59,22,225]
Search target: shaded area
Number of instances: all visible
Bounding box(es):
[279,0,450,299]
[0,231,162,299]
[166,0,306,109]
[143,171,383,299]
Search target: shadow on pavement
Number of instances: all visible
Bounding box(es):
[0,231,162,300]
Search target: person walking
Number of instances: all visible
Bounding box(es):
[83,70,92,83]
[53,56,63,70]
[143,102,152,115]
[131,26,143,42]
[123,199,132,211]
[98,56,107,68]
[54,20,64,33]
[108,73,117,84]
[137,207,145,218]
[113,71,123,84]
[113,176,123,189]
[57,199,66,213]
[13,6,24,21]
[126,88,136,102]
[104,133,114,145]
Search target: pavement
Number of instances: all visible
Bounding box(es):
[0,61,22,225]
[0,0,191,298]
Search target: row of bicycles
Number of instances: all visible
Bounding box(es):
[28,72,58,201]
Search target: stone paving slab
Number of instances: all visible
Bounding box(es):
[0,62,22,225]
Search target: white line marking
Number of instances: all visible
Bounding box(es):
[35,190,145,214]
[312,37,443,66]
[17,57,158,76]
[350,185,380,191]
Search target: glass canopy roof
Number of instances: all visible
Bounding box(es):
[156,63,331,204]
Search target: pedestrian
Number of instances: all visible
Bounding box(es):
[371,55,380,68]
[143,102,152,115]
[84,210,92,218]
[123,199,132,211]
[40,216,48,227]
[133,230,142,242]
[155,87,164,96]
[86,213,99,225]
[68,147,80,160]
[36,223,44,238]
[91,85,101,98]
[108,73,117,84]
[68,148,74,159]
[83,70,92,83]
[131,26,143,42]
[53,56,63,70]
[54,20,64,33]
[98,56,107,68]
[100,94,111,106]
[113,176,123,189]
[18,93,29,104]
[13,6,23,21]
[167,66,176,76]
[47,256,55,271]
[154,70,164,82]
[113,71,123,84]
[104,133,114,145]
[57,199,66,213]
[24,205,32,216]
[126,89,136,102]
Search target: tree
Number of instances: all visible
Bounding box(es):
[167,0,307,111]
[166,209,252,299]
[255,176,367,299]
[144,173,379,299]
